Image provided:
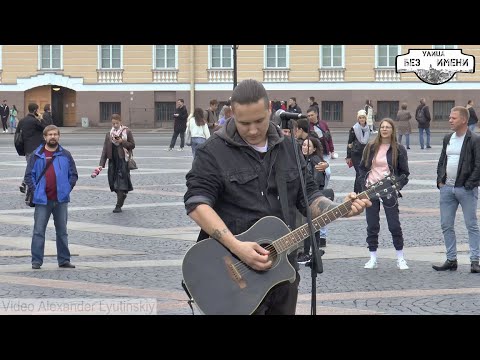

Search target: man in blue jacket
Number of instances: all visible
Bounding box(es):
[24,125,78,270]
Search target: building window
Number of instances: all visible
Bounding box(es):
[100,45,122,69]
[433,100,455,121]
[433,45,457,49]
[210,45,232,68]
[320,45,344,67]
[321,101,343,122]
[377,101,399,121]
[39,45,62,69]
[265,45,288,68]
[155,102,176,122]
[154,45,176,69]
[100,102,121,122]
[376,45,400,67]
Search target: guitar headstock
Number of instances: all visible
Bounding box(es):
[362,174,406,201]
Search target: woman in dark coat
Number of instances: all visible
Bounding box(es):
[96,113,135,213]
[346,109,371,193]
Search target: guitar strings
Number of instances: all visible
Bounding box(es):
[231,176,400,277]
[233,200,355,277]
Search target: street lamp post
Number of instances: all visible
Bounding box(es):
[233,45,239,89]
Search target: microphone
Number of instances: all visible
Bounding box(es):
[279,111,308,120]
[273,109,307,129]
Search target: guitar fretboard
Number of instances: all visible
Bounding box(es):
[273,188,375,254]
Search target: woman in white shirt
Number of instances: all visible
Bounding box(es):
[186,107,210,159]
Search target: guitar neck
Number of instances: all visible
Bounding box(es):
[273,189,373,254]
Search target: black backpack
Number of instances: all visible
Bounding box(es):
[14,129,25,156]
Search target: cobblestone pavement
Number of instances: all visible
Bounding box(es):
[0,130,479,315]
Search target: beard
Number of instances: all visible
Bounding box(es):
[47,139,58,147]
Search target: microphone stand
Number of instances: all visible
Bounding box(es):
[288,121,324,316]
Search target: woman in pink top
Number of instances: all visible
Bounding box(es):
[359,118,410,270]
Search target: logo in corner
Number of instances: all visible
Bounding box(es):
[396,49,475,85]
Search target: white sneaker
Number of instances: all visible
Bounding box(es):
[364,258,378,269]
[397,258,409,270]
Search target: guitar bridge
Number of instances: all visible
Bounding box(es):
[223,256,247,289]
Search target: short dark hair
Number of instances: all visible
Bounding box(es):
[297,118,310,133]
[307,106,318,115]
[28,103,39,113]
[44,104,51,112]
[231,79,269,110]
[111,113,122,122]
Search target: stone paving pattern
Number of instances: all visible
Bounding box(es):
[0,129,479,315]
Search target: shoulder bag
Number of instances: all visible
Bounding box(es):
[127,150,138,170]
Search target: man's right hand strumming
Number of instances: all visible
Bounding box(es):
[230,240,272,271]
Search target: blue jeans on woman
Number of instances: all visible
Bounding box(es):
[191,137,206,159]
[440,185,480,262]
[31,200,71,266]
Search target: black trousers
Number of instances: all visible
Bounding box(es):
[169,129,185,149]
[351,153,363,194]
[253,271,300,315]
[365,196,404,251]
[1,117,7,131]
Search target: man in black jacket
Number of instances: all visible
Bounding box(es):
[433,106,480,273]
[0,100,9,133]
[184,79,371,315]
[167,99,188,151]
[415,98,432,149]
[15,103,47,193]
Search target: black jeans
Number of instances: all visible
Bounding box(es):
[253,271,300,315]
[365,196,404,251]
[169,129,185,149]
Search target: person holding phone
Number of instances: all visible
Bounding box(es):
[96,113,136,213]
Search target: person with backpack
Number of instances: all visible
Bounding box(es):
[14,103,47,194]
[415,98,432,149]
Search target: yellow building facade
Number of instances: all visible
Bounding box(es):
[0,45,478,128]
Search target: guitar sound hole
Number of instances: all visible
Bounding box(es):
[259,242,278,264]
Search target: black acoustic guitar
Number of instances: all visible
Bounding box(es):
[182,174,405,315]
